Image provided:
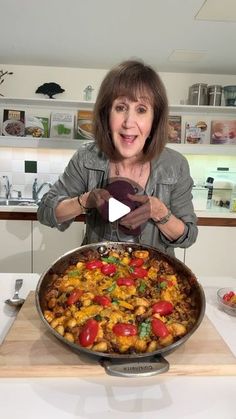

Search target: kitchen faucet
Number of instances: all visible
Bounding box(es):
[2,175,12,199]
[32,178,52,201]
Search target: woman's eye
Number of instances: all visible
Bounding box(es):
[115,104,126,112]
[137,107,147,114]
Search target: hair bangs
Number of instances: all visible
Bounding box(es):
[110,74,154,106]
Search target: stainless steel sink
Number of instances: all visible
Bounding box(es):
[0,198,38,206]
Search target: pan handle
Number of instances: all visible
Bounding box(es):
[101,355,169,377]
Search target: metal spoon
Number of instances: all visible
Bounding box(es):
[5,278,25,307]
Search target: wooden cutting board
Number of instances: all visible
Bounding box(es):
[0,292,235,377]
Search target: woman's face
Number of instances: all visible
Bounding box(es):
[109,95,154,160]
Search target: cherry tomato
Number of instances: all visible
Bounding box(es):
[101,263,117,276]
[129,258,144,267]
[93,295,111,307]
[151,317,169,338]
[131,267,148,278]
[223,291,235,302]
[152,300,174,315]
[117,277,135,286]
[66,289,83,305]
[113,323,137,337]
[79,319,99,347]
[85,260,104,270]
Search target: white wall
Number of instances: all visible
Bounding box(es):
[1,63,236,104]
[1,63,236,198]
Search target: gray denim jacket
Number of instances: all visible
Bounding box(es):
[37,142,198,257]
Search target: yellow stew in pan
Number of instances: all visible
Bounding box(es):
[43,248,199,355]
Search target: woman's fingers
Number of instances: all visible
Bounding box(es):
[120,201,151,229]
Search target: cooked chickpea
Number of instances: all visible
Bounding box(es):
[64,332,75,343]
[92,342,108,352]
[147,341,158,352]
[134,306,146,315]
[169,322,186,337]
[133,250,149,259]
[66,318,77,329]
[48,298,57,309]
[43,310,54,323]
[55,325,64,336]
[50,318,60,328]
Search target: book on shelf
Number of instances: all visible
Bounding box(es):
[25,115,49,138]
[168,115,181,143]
[2,109,25,137]
[50,112,75,139]
[184,120,208,144]
[211,120,236,145]
[76,110,94,140]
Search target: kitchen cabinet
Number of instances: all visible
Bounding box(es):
[185,226,236,277]
[32,221,85,273]
[0,98,236,155]
[0,218,85,274]
[0,220,31,273]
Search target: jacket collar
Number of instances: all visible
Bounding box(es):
[82,143,176,185]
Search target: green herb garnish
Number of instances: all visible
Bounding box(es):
[106,282,116,293]
[138,281,146,293]
[101,256,120,264]
[68,270,82,277]
[138,320,151,338]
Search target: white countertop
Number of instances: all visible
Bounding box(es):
[0,204,38,212]
[0,274,236,419]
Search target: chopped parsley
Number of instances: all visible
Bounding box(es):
[138,320,151,338]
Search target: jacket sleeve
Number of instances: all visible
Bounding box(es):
[37,150,87,231]
[160,156,198,249]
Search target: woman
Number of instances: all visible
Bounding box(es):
[37,59,198,256]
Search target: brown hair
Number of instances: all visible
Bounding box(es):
[93,59,169,162]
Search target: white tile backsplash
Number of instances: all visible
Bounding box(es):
[0,158,11,171]
[12,159,24,172]
[1,147,236,199]
[0,147,74,198]
[37,160,50,173]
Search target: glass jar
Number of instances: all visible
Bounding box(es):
[188,83,208,105]
[207,85,222,106]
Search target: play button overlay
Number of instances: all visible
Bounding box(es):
[108,197,130,222]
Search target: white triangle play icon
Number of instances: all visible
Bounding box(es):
[108,197,131,222]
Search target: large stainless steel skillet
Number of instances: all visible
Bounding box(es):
[35,241,205,377]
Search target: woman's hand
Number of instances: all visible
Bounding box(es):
[119,194,167,230]
[86,188,111,212]
[119,193,185,241]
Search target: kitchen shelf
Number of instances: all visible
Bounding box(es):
[1,136,236,155]
[0,136,90,149]
[0,97,94,110]
[0,98,236,154]
[170,104,236,115]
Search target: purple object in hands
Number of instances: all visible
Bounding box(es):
[100,180,141,236]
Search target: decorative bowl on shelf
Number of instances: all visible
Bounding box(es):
[217,287,236,316]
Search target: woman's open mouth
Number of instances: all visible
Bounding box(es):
[120,134,137,144]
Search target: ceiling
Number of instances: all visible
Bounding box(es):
[1,0,236,75]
